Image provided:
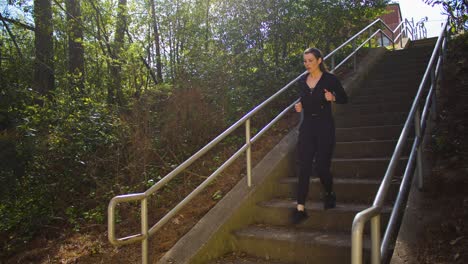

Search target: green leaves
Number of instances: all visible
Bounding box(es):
[1,0,392,258]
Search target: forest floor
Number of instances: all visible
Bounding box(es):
[4,34,468,264]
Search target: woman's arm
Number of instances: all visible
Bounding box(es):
[331,76,348,104]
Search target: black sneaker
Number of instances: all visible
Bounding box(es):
[290,209,308,225]
[323,191,336,210]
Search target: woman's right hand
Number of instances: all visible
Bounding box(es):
[295,102,302,113]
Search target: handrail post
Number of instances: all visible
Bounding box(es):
[404,21,408,39]
[331,55,335,70]
[430,65,437,121]
[443,32,448,61]
[353,39,357,72]
[141,198,149,264]
[380,31,384,47]
[352,220,365,264]
[368,27,373,48]
[371,215,381,264]
[245,119,252,187]
[414,107,423,190]
[442,28,448,69]
[438,38,446,111]
[400,27,403,48]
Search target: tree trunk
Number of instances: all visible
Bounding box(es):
[66,0,85,92]
[109,0,127,105]
[150,0,163,83]
[205,0,210,50]
[33,0,54,96]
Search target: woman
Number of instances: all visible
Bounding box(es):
[291,48,348,224]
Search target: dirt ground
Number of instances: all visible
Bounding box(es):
[411,33,468,264]
[4,34,468,264]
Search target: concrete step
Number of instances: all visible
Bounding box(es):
[277,177,400,204]
[375,53,431,63]
[335,112,408,127]
[391,55,431,63]
[368,71,426,81]
[370,62,429,76]
[410,37,437,48]
[256,199,393,232]
[358,80,423,93]
[411,42,436,48]
[364,78,422,86]
[336,125,405,142]
[210,252,290,264]
[372,60,429,72]
[350,92,416,104]
[234,225,371,264]
[390,45,433,53]
[354,87,419,98]
[335,101,413,115]
[334,139,412,158]
[331,156,407,178]
[354,86,419,97]
[374,56,430,65]
[383,47,433,58]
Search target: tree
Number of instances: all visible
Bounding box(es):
[33,0,54,96]
[425,0,468,31]
[150,0,163,83]
[108,0,127,105]
[66,0,85,92]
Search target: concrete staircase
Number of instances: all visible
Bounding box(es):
[209,39,436,264]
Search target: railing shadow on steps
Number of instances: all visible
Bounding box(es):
[107,18,424,264]
[351,17,451,264]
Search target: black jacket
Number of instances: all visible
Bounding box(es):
[298,71,348,118]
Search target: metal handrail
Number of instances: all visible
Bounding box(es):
[108,18,408,264]
[351,17,450,264]
[404,18,415,39]
[416,17,429,39]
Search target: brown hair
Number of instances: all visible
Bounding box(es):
[304,48,328,72]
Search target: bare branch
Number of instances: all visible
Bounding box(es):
[0,13,34,31]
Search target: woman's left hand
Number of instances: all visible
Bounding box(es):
[324,89,335,102]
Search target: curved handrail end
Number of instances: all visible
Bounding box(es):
[352,206,380,233]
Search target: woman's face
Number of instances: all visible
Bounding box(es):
[303,53,322,74]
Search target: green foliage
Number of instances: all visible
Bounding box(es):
[0,87,126,256]
[0,176,53,251]
[212,190,223,201]
[424,0,468,31]
[0,0,391,259]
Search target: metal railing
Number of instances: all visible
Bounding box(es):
[107,18,410,264]
[403,17,429,41]
[351,17,450,264]
[416,17,429,40]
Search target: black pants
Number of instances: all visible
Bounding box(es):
[297,116,335,205]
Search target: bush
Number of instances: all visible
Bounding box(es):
[0,89,126,257]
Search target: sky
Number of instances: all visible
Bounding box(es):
[392,0,447,37]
